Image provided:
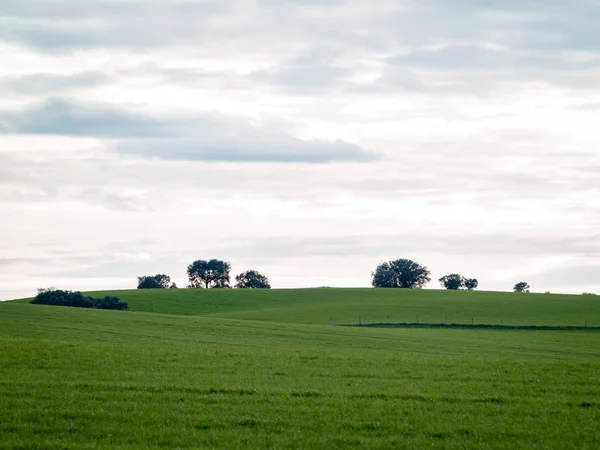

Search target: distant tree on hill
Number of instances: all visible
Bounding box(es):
[371,259,431,289]
[514,282,530,293]
[464,278,479,290]
[137,274,172,289]
[235,270,271,289]
[439,274,465,290]
[187,259,231,288]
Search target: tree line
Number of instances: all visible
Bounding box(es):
[138,259,271,290]
[31,288,129,310]
[138,258,531,293]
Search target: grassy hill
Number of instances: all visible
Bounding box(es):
[1,288,600,448]
[80,287,600,326]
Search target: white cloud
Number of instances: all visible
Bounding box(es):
[1,0,599,299]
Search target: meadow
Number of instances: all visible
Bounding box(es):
[1,288,599,448]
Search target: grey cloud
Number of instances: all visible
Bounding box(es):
[0,0,591,55]
[0,99,376,163]
[0,72,109,95]
[2,0,598,99]
[0,1,226,50]
[0,98,173,137]
[206,232,600,262]
[120,138,374,163]
[250,47,351,93]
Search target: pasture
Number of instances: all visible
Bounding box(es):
[1,288,599,448]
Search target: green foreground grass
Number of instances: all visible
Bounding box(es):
[1,289,600,448]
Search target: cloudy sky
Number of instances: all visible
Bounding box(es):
[1,0,599,299]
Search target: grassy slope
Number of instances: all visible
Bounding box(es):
[84,287,600,326]
[1,290,600,449]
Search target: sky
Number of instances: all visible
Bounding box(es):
[1,0,600,300]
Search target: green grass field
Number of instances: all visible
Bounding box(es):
[1,288,600,448]
[84,287,600,327]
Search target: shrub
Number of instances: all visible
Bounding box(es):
[31,289,128,311]
[137,274,171,289]
[372,259,431,289]
[94,296,129,310]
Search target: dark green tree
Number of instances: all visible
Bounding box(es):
[371,259,431,289]
[439,274,465,290]
[187,259,231,288]
[31,289,128,310]
[464,278,479,290]
[514,281,530,293]
[235,270,271,289]
[137,274,171,289]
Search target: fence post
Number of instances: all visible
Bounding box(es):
[329,317,333,326]
[444,316,447,325]
[387,316,390,324]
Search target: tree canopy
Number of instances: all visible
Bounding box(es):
[464,278,479,290]
[438,274,479,290]
[371,259,431,289]
[187,259,231,288]
[514,282,530,293]
[137,274,172,289]
[31,289,128,310]
[439,274,465,290]
[235,270,271,289]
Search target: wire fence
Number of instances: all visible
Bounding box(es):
[330,316,600,331]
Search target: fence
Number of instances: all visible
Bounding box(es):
[329,316,599,331]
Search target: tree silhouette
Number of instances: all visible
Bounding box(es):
[371,259,431,289]
[137,274,171,289]
[187,259,231,288]
[464,278,479,290]
[439,274,465,290]
[235,270,271,289]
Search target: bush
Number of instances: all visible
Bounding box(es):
[94,296,129,310]
[372,259,431,289]
[31,289,128,311]
[235,270,271,289]
[137,274,171,289]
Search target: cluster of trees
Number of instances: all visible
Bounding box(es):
[438,274,478,290]
[137,259,271,290]
[137,274,177,289]
[371,258,531,292]
[31,288,128,310]
[137,257,533,293]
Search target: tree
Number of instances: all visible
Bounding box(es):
[464,278,479,291]
[439,274,465,290]
[514,282,530,293]
[187,259,231,289]
[137,274,171,289]
[371,259,431,289]
[30,289,128,310]
[235,270,271,289]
